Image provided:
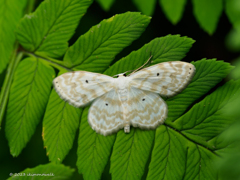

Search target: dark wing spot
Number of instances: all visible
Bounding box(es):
[106,103,108,106]
[190,68,191,70]
[189,72,191,74]
[142,98,145,101]
[157,73,159,76]
[86,80,88,83]
[123,73,127,77]
[116,75,119,78]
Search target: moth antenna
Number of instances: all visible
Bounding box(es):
[129,55,153,76]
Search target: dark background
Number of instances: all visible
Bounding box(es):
[0,0,238,179]
[74,0,238,64]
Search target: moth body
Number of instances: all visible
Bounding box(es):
[114,75,131,133]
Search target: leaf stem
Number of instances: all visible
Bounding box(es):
[24,52,72,72]
[0,51,23,128]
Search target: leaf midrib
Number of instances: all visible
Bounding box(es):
[162,127,171,179]
[88,135,102,177]
[52,102,67,162]
[124,130,136,180]
[196,145,202,179]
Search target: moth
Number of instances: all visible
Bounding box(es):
[53,60,196,136]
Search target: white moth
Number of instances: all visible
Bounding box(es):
[53,61,196,136]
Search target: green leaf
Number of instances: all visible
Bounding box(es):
[0,0,27,73]
[172,80,240,150]
[192,0,223,34]
[64,12,151,72]
[42,69,82,163]
[77,107,115,180]
[105,35,195,76]
[16,0,93,58]
[8,163,74,180]
[111,129,155,180]
[132,0,157,16]
[5,57,55,156]
[166,59,234,124]
[159,0,187,24]
[96,0,115,11]
[225,0,240,29]
[147,126,218,180]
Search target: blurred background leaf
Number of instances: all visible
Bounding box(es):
[96,0,115,11]
[216,56,240,180]
[95,0,240,35]
[159,0,187,25]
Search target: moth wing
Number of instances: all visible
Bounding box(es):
[128,87,168,129]
[53,71,114,107]
[130,61,196,97]
[88,89,124,136]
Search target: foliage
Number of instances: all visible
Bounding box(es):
[97,0,238,35]
[0,0,239,179]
